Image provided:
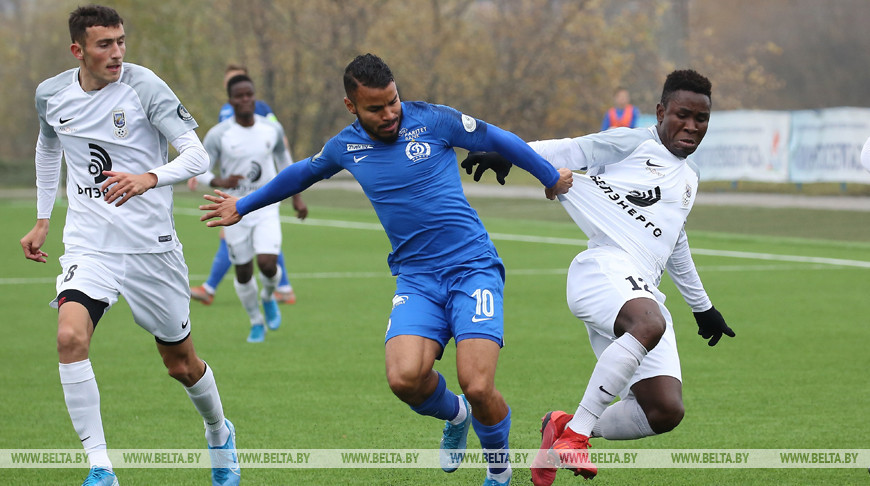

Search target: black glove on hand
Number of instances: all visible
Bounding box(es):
[693,306,735,346]
[460,151,513,185]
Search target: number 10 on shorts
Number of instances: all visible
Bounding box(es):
[472,288,495,320]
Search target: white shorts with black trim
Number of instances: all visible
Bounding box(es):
[53,245,192,343]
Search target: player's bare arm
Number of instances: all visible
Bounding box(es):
[100,170,158,207]
[20,219,50,263]
[200,189,243,227]
[292,194,308,220]
[210,174,245,189]
[544,167,573,200]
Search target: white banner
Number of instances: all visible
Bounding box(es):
[690,110,791,182]
[2,449,868,469]
[788,107,870,183]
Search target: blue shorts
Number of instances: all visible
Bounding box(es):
[385,260,506,356]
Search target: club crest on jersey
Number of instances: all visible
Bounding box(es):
[461,114,477,132]
[405,141,431,162]
[112,109,128,138]
[682,182,693,207]
[177,103,193,122]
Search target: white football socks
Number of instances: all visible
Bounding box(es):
[568,333,648,436]
[59,360,111,469]
[592,395,656,439]
[185,363,229,447]
[260,266,282,302]
[234,277,263,325]
[448,395,468,425]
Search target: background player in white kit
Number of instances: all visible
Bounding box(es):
[197,73,299,343]
[462,70,735,484]
[18,5,239,486]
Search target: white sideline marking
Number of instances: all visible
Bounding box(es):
[0,264,853,286]
[8,211,865,288]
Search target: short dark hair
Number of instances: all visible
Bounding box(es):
[343,53,394,102]
[69,5,123,45]
[226,74,253,97]
[660,70,712,107]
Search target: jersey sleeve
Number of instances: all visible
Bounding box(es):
[267,119,293,171]
[666,228,712,312]
[34,76,64,139]
[35,131,63,219]
[427,103,560,187]
[528,138,590,170]
[236,158,323,216]
[202,125,223,170]
[306,137,346,180]
[126,65,199,143]
[571,126,654,172]
[196,126,224,186]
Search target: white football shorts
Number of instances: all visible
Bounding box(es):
[52,245,192,343]
[566,246,682,399]
[223,204,282,265]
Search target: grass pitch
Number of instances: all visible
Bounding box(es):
[1,185,869,485]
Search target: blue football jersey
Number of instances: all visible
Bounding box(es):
[309,102,501,274]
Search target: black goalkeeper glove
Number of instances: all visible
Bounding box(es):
[693,306,735,346]
[460,151,513,185]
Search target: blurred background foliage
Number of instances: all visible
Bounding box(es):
[1,0,868,186]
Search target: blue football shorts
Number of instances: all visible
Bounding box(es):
[385,260,506,354]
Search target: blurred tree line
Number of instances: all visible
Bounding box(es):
[3,0,865,185]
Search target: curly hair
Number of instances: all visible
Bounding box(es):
[660,70,712,107]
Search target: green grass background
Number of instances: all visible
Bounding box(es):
[1,184,869,485]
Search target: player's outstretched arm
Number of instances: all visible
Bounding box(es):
[200,190,243,227]
[460,151,571,199]
[20,219,50,263]
[292,194,308,220]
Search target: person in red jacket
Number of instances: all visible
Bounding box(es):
[601,87,640,130]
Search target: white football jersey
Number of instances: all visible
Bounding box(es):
[532,126,699,283]
[35,63,199,253]
[202,114,290,203]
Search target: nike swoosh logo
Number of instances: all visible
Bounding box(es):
[81,436,91,442]
[59,117,74,124]
[181,320,189,329]
[353,155,368,163]
[599,385,616,397]
[645,159,663,168]
[471,316,493,323]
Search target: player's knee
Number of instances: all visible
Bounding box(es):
[386,370,426,403]
[459,378,494,406]
[647,401,684,434]
[166,361,197,386]
[256,257,278,277]
[622,316,666,350]
[56,326,88,356]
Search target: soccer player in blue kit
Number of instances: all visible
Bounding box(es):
[200,53,573,485]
